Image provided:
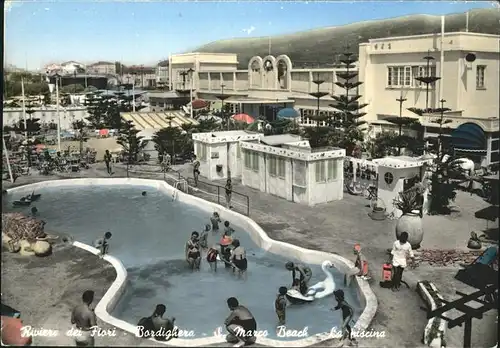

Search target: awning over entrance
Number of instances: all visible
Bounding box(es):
[225,97,294,104]
[451,122,486,151]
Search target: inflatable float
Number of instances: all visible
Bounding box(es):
[286,260,336,304]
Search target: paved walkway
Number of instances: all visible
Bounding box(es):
[4,164,498,347]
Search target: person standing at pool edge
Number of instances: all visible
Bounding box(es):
[225,178,233,209]
[71,290,97,347]
[390,231,415,291]
[104,149,112,175]
[192,155,200,187]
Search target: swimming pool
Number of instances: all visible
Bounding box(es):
[4,180,371,344]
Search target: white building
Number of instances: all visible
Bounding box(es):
[192,130,262,180]
[2,106,89,131]
[358,32,499,165]
[60,61,85,75]
[240,135,346,206]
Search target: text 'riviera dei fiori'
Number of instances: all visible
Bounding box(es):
[19,326,117,338]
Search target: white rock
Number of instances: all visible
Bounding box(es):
[33,241,52,256]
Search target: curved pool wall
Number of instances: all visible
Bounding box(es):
[7,178,377,347]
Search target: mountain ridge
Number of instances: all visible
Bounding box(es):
[190,8,499,68]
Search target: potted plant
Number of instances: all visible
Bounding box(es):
[393,188,424,249]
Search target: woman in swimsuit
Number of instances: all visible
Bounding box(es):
[230,239,248,279]
[185,231,201,270]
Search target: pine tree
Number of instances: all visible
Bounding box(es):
[117,120,146,163]
[84,92,106,129]
[330,50,368,155]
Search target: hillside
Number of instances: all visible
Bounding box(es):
[194,8,499,68]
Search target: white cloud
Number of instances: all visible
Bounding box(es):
[242,26,256,35]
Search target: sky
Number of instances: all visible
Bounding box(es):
[4,1,497,70]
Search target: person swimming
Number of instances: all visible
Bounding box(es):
[142,191,147,196]
[285,261,312,295]
[230,239,248,278]
[31,207,38,216]
[185,232,201,270]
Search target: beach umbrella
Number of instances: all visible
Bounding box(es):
[190,99,209,110]
[232,113,255,124]
[277,108,300,119]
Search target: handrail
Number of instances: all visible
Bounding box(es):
[185,177,250,216]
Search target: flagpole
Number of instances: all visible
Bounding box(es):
[21,77,27,137]
[439,15,445,103]
[55,75,61,152]
[3,135,15,183]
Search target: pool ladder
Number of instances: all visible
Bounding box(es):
[172,179,188,200]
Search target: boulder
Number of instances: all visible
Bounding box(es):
[19,240,35,256]
[2,233,21,253]
[33,241,52,257]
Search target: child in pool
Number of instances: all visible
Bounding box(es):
[210,212,221,231]
[224,221,235,237]
[206,245,219,272]
[275,287,288,326]
[199,224,210,249]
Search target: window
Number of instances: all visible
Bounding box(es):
[492,140,499,151]
[293,160,306,187]
[269,156,285,178]
[315,161,326,182]
[196,143,207,161]
[327,160,337,181]
[404,66,412,86]
[388,65,436,88]
[244,150,259,171]
[476,65,486,89]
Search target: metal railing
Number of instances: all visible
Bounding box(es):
[114,162,251,215]
[185,177,250,216]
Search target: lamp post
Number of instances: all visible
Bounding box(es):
[131,73,136,112]
[396,95,407,155]
[437,98,448,160]
[187,68,194,119]
[55,73,62,152]
[73,71,77,95]
[216,83,230,131]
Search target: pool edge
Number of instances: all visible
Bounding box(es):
[8,178,377,347]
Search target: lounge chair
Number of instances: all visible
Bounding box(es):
[468,246,498,267]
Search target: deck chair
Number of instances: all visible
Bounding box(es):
[467,246,498,267]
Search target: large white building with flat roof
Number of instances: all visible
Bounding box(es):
[161,31,498,166]
[358,32,499,165]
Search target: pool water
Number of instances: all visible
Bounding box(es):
[4,185,362,340]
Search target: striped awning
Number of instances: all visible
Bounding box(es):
[121,111,199,131]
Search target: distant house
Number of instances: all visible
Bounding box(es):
[156,61,169,85]
[88,61,116,75]
[60,61,85,75]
